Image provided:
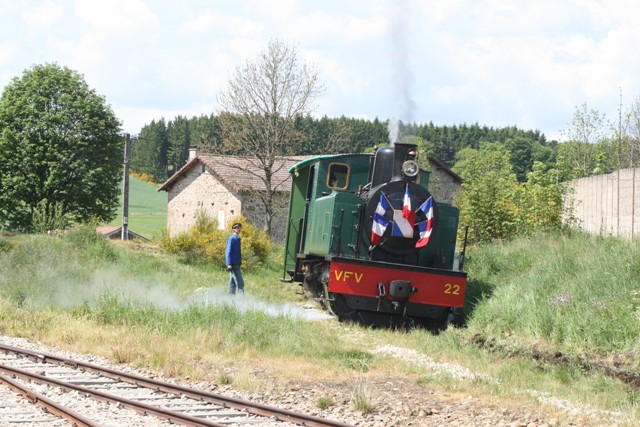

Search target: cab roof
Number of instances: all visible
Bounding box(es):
[288,153,372,173]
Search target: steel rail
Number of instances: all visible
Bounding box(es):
[0,371,102,427]
[0,343,354,427]
[0,363,231,427]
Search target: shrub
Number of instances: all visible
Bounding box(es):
[31,199,68,233]
[62,226,118,262]
[316,396,334,409]
[0,237,15,252]
[160,213,271,269]
[131,171,156,184]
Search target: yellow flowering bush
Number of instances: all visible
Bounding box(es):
[160,214,271,269]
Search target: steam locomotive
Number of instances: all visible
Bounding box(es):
[282,143,467,329]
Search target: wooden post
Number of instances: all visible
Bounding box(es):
[122,134,131,240]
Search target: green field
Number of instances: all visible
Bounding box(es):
[107,176,167,240]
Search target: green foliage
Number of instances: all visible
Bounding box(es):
[160,214,271,268]
[0,236,15,252]
[455,146,565,244]
[465,232,640,354]
[351,381,374,414]
[520,162,564,230]
[131,118,168,183]
[31,199,68,233]
[62,226,119,262]
[454,147,520,243]
[0,63,122,232]
[316,396,334,409]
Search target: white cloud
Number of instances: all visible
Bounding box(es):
[114,103,216,134]
[73,0,160,37]
[180,10,264,37]
[22,0,64,31]
[3,0,640,140]
[0,42,17,64]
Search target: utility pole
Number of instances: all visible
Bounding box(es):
[122,133,131,240]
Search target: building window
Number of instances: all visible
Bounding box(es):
[327,163,350,190]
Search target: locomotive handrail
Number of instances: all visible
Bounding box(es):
[459,225,469,271]
[335,209,344,257]
[354,203,364,258]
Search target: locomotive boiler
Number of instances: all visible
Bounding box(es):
[282,143,467,329]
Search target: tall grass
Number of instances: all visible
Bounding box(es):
[0,231,370,377]
[464,231,640,356]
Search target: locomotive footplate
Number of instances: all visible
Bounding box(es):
[328,256,467,310]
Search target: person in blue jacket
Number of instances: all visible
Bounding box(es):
[225,222,244,294]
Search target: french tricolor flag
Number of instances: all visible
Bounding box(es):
[415,196,434,248]
[371,193,391,245]
[402,184,415,227]
[392,184,415,238]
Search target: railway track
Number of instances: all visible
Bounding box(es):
[0,343,355,427]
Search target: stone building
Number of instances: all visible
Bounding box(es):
[158,149,462,242]
[425,156,463,204]
[157,149,308,241]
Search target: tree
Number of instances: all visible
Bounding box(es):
[0,63,122,231]
[216,39,324,235]
[624,95,640,168]
[132,118,168,182]
[453,147,520,244]
[166,115,190,173]
[558,103,610,179]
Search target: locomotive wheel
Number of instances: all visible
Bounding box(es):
[329,293,358,323]
[416,308,453,334]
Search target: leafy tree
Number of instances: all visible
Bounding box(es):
[190,113,221,152]
[166,115,190,173]
[455,148,566,244]
[216,39,324,235]
[454,147,520,244]
[558,103,611,179]
[623,95,640,168]
[131,119,168,182]
[520,162,564,231]
[0,63,121,231]
[504,137,534,182]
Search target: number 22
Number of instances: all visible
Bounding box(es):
[444,284,460,295]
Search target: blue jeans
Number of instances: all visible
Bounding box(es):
[228,266,245,295]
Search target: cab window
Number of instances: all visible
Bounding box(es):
[327,163,350,190]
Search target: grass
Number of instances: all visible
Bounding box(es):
[107,175,167,240]
[1,229,640,425]
[463,231,640,356]
[316,396,334,409]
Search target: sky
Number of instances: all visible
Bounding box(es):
[1,0,639,142]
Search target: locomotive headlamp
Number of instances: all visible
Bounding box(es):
[402,160,419,177]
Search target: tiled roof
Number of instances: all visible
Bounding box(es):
[95,226,149,242]
[96,225,120,234]
[158,154,310,193]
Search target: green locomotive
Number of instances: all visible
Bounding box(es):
[283,142,467,329]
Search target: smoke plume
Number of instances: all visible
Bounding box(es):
[388,0,415,145]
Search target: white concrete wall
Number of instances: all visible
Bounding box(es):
[564,168,640,239]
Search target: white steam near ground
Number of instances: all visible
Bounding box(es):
[27,267,332,322]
